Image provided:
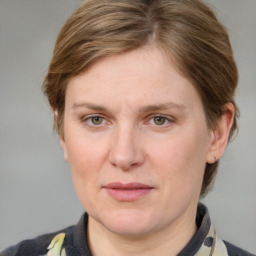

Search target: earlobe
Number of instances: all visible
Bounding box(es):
[206,103,235,164]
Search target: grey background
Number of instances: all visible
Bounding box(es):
[0,0,255,253]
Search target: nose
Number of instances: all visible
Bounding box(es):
[109,126,145,170]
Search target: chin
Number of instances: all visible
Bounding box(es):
[95,208,157,236]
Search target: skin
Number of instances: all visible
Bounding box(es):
[60,45,234,256]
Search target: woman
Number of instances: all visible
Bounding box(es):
[1,0,255,255]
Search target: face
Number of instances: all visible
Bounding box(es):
[61,45,215,237]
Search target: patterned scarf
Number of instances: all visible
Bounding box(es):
[43,225,229,256]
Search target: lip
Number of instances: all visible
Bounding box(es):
[103,182,154,202]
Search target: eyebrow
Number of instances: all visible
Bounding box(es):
[139,102,187,113]
[73,103,107,112]
[72,102,187,113]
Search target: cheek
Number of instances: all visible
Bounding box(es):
[148,130,208,188]
[63,132,108,193]
[65,127,107,168]
[65,136,106,210]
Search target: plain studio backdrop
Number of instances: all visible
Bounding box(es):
[0,0,255,253]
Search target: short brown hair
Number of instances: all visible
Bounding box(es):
[43,0,239,196]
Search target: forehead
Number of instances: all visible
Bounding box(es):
[81,45,179,82]
[66,45,202,113]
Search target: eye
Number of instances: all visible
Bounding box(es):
[152,116,167,125]
[82,115,106,126]
[149,115,172,126]
[90,116,104,125]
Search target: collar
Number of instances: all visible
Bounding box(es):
[178,203,228,256]
[69,203,228,255]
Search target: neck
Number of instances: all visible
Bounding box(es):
[87,209,197,256]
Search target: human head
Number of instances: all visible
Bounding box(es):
[43,0,239,196]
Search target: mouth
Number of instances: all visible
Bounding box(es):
[103,182,154,202]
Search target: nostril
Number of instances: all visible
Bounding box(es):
[108,128,145,170]
[109,145,145,170]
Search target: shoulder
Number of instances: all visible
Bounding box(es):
[0,226,74,256]
[223,240,256,256]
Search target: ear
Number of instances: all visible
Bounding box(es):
[206,103,235,164]
[60,136,70,162]
[54,110,69,162]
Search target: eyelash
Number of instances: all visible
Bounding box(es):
[147,114,173,126]
[81,115,107,126]
[80,114,174,127]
